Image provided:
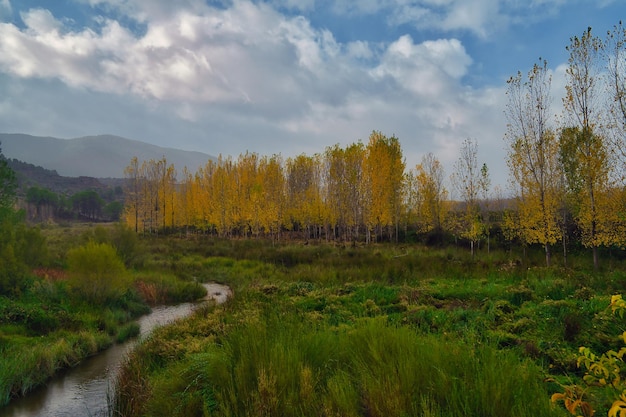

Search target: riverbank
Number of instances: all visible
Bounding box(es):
[0,225,208,408]
[2,282,231,417]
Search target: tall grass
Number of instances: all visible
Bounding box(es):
[118,313,562,417]
[107,237,626,416]
[0,330,110,406]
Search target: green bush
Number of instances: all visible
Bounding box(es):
[67,241,130,305]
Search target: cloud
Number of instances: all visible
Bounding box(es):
[372,35,472,96]
[329,0,607,38]
[0,0,514,187]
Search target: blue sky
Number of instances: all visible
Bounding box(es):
[0,0,623,191]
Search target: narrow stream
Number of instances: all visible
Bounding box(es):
[2,283,231,417]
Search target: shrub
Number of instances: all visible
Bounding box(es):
[67,241,130,305]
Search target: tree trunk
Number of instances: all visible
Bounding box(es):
[545,243,551,267]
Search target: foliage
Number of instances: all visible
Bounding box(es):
[26,186,59,221]
[410,153,449,235]
[552,295,626,417]
[70,190,104,220]
[0,142,17,212]
[0,209,48,296]
[505,59,562,266]
[66,241,130,304]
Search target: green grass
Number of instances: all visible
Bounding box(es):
[108,237,626,416]
[116,303,565,417]
[7,230,626,415]
[0,225,210,407]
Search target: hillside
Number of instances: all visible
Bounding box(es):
[0,133,215,178]
[7,158,117,197]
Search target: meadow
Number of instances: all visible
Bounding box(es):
[113,237,626,417]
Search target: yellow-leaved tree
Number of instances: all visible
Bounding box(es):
[562,27,618,268]
[414,153,449,238]
[362,131,405,243]
[505,59,562,266]
[451,138,483,255]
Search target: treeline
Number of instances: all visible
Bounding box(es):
[24,186,124,222]
[124,23,626,268]
[123,131,408,243]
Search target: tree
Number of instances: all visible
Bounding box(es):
[258,155,287,240]
[0,142,17,213]
[478,163,492,253]
[71,190,104,220]
[124,156,143,233]
[26,186,59,221]
[505,59,562,266]
[414,153,448,239]
[285,154,324,239]
[605,21,626,171]
[322,143,368,242]
[362,131,405,243]
[563,27,613,269]
[451,138,483,255]
[560,127,620,257]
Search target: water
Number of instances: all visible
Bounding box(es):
[1,283,231,417]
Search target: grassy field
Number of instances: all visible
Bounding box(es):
[113,237,626,417]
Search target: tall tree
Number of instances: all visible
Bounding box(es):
[362,131,405,243]
[259,155,287,240]
[324,144,352,241]
[563,27,611,269]
[123,157,142,232]
[451,138,482,255]
[605,21,626,171]
[478,163,492,253]
[414,153,448,238]
[505,59,562,266]
[286,154,324,240]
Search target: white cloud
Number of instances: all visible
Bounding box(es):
[329,0,606,38]
[372,35,472,96]
[0,0,517,186]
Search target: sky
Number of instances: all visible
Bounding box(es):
[0,0,623,191]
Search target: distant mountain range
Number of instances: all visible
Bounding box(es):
[0,133,216,178]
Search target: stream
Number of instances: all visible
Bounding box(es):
[2,282,231,417]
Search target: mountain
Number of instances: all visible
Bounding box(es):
[0,133,216,178]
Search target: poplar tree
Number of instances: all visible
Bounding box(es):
[605,21,626,169]
[505,59,562,266]
[414,153,448,237]
[362,131,405,243]
[562,27,613,269]
[451,138,482,255]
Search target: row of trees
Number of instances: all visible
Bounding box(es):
[24,186,124,222]
[123,131,501,252]
[124,132,415,243]
[505,23,626,268]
